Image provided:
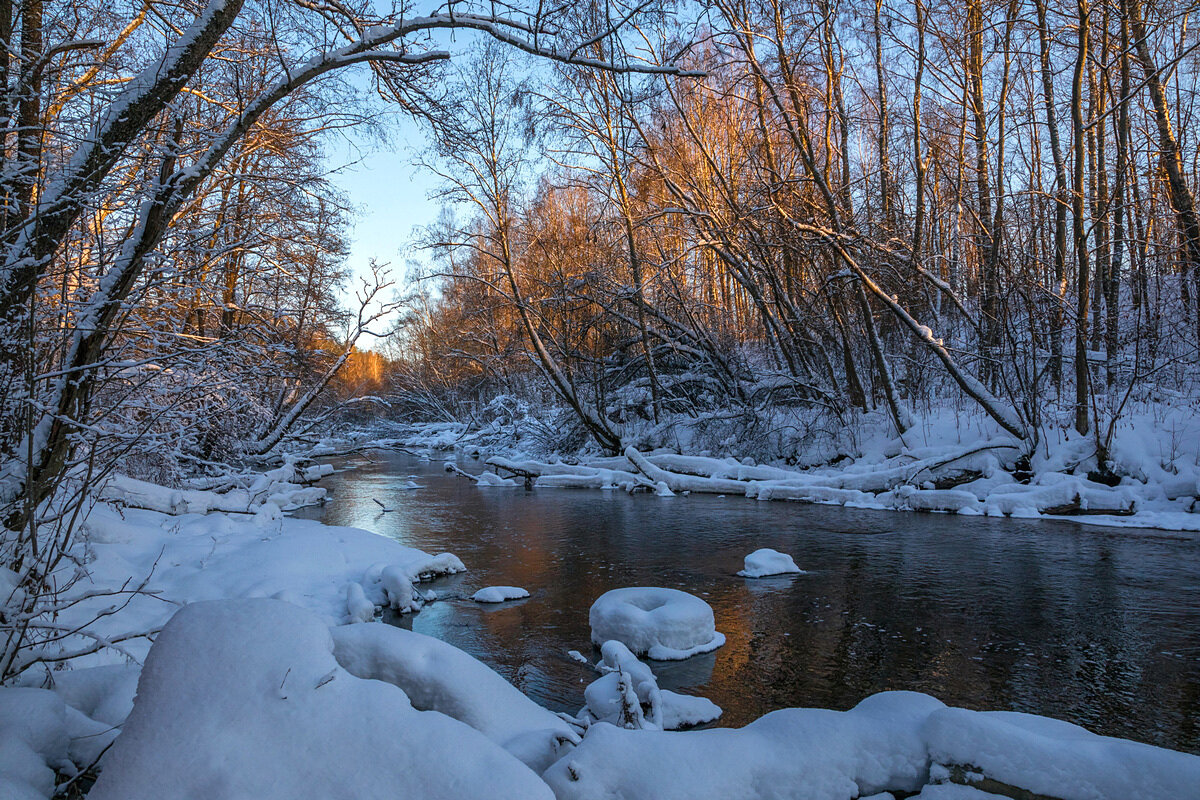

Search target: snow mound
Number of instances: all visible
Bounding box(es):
[88,600,553,800]
[579,641,721,731]
[331,622,577,773]
[737,548,804,577]
[589,587,725,660]
[545,690,945,800]
[924,706,1200,800]
[472,586,531,603]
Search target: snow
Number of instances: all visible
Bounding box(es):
[88,600,554,799]
[924,706,1200,800]
[0,689,72,800]
[738,548,805,577]
[544,691,946,800]
[578,641,722,730]
[913,786,1007,799]
[590,587,726,660]
[476,470,519,486]
[330,622,578,773]
[6,453,1200,797]
[15,502,465,676]
[472,586,531,603]
[100,460,328,514]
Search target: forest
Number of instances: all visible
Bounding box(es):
[1,0,1199,796]
[390,0,1200,468]
[2,0,1199,504]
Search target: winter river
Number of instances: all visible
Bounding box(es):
[297,450,1200,753]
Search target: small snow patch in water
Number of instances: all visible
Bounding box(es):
[472,586,530,603]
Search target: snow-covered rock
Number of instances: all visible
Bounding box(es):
[330,622,577,773]
[472,586,531,603]
[88,600,554,800]
[589,587,725,660]
[737,548,804,577]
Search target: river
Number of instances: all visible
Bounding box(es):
[297,450,1200,753]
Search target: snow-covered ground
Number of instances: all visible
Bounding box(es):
[2,462,1198,798]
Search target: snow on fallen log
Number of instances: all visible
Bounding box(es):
[100,472,326,515]
[882,487,984,514]
[625,447,749,495]
[746,483,876,506]
[487,456,666,494]
[643,454,797,483]
[985,479,1135,517]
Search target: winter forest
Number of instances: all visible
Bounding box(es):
[1,0,1200,797]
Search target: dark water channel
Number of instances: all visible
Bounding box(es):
[297,451,1200,753]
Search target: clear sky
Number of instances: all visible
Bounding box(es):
[327,114,443,348]
[330,116,440,284]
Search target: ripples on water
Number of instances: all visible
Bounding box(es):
[297,452,1200,753]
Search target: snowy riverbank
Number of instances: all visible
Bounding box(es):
[380,397,1200,534]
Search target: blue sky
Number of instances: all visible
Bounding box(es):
[330,116,441,285]
[327,114,443,348]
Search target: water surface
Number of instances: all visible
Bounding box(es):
[298,451,1200,753]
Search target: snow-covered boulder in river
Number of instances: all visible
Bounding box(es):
[737,548,805,578]
[589,587,725,660]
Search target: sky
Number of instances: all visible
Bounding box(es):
[327,114,443,349]
[330,116,441,284]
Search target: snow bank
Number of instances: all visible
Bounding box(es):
[472,586,530,603]
[545,691,945,800]
[89,600,553,800]
[330,622,577,773]
[590,587,725,660]
[924,706,1200,800]
[40,505,465,672]
[738,548,804,577]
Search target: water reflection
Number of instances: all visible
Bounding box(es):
[297,451,1200,753]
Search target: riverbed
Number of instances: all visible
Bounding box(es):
[297,450,1200,753]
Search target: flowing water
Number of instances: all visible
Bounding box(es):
[297,451,1200,753]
